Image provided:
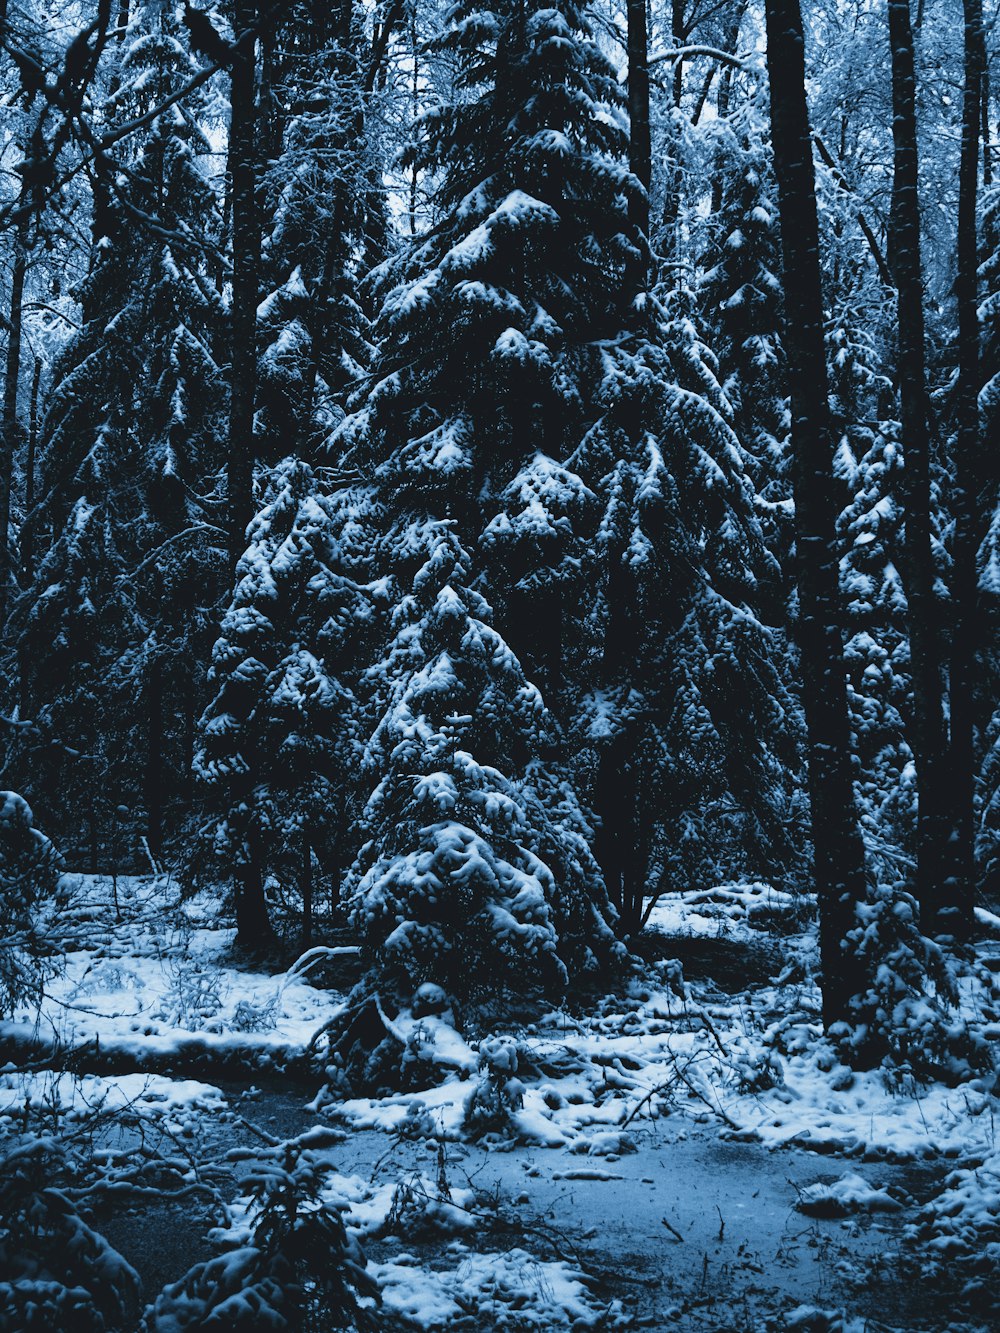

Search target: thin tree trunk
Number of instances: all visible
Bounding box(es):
[1,191,29,623]
[20,354,40,584]
[227,0,260,575]
[145,657,164,854]
[944,0,987,941]
[626,0,652,250]
[302,836,313,948]
[887,0,951,929]
[764,0,869,1028]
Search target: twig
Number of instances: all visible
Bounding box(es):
[661,1216,685,1242]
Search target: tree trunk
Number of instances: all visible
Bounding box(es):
[235,855,274,955]
[145,657,164,854]
[887,0,952,929]
[626,0,652,249]
[302,835,313,948]
[763,0,869,1027]
[943,0,987,941]
[227,0,260,575]
[1,192,29,624]
[18,354,41,593]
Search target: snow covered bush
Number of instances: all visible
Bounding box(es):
[0,1135,139,1333]
[147,1142,377,1332]
[834,886,992,1081]
[463,1036,527,1138]
[0,791,61,1018]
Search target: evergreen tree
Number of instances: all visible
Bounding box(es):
[699,130,790,572]
[572,288,803,931]
[331,0,643,533]
[256,0,377,461]
[329,522,620,1086]
[835,422,916,885]
[13,6,226,859]
[195,457,379,949]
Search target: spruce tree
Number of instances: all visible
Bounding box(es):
[331,0,643,532]
[329,522,620,1086]
[572,288,803,931]
[256,1,377,461]
[14,6,226,859]
[195,458,379,949]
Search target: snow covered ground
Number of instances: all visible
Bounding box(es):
[2,874,999,1329]
[0,873,344,1066]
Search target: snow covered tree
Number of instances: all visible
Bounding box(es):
[331,0,643,533]
[148,1140,377,1332]
[326,522,620,1087]
[568,289,804,932]
[195,458,380,951]
[699,130,790,595]
[14,5,227,859]
[0,790,60,1018]
[256,0,378,461]
[835,423,916,885]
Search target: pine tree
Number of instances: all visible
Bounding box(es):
[572,288,803,931]
[14,6,226,859]
[699,130,791,593]
[195,457,379,949]
[331,0,643,532]
[835,422,916,885]
[256,1,377,461]
[329,521,620,1086]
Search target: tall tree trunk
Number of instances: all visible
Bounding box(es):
[228,0,260,575]
[302,835,313,948]
[887,0,951,929]
[944,0,987,941]
[145,657,164,854]
[1,190,29,624]
[20,354,40,585]
[626,0,651,249]
[763,0,869,1027]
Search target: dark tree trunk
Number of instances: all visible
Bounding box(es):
[1,194,29,623]
[626,0,652,248]
[943,0,987,941]
[302,836,313,949]
[145,657,164,854]
[763,0,869,1027]
[20,354,40,589]
[887,0,952,928]
[227,0,260,575]
[235,855,274,955]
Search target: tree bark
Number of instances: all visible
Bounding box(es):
[764,0,869,1027]
[887,0,952,930]
[227,0,260,575]
[145,656,164,854]
[0,188,29,624]
[20,354,40,584]
[943,0,987,941]
[626,0,652,248]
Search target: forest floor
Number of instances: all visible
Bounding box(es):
[2,874,1000,1330]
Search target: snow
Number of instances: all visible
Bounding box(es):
[369,1246,625,1329]
[796,1171,902,1217]
[0,874,345,1065]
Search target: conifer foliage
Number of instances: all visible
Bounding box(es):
[195,458,377,947]
[14,4,226,858]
